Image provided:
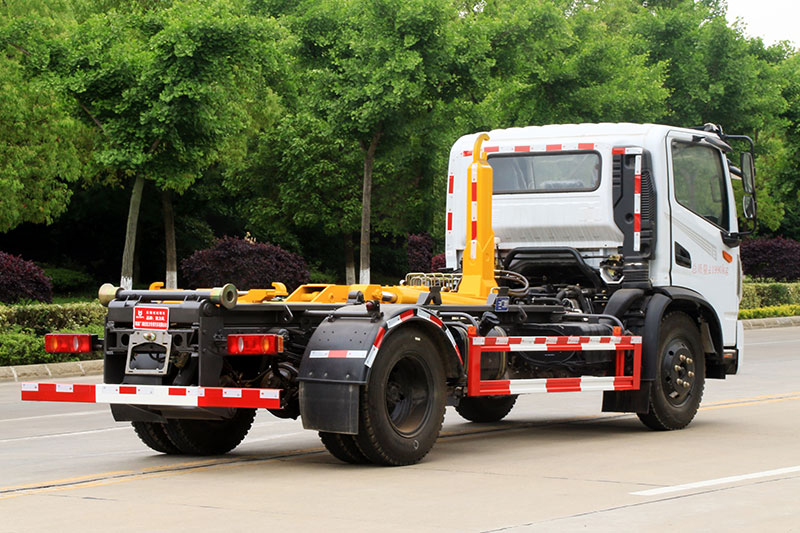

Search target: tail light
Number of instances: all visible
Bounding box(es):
[227,334,284,355]
[44,334,97,353]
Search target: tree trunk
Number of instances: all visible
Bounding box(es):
[359,129,382,284]
[120,176,145,289]
[162,190,178,289]
[345,233,356,285]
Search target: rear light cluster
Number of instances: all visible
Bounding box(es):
[44,334,97,353]
[227,334,284,355]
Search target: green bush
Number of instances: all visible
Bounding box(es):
[0,302,106,336]
[741,283,800,309]
[42,266,95,293]
[738,305,800,320]
[0,324,103,366]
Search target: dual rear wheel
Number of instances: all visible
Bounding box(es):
[131,408,256,455]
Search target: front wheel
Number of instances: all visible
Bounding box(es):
[638,312,705,431]
[354,327,446,466]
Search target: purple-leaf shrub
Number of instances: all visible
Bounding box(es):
[431,253,446,272]
[407,233,434,272]
[0,251,53,304]
[740,237,800,281]
[181,236,310,292]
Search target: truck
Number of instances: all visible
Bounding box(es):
[22,122,757,466]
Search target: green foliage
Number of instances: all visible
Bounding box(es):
[41,265,95,293]
[740,282,800,309]
[0,301,106,336]
[0,323,103,366]
[738,305,800,320]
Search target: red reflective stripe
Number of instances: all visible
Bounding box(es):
[373,328,386,349]
[481,380,511,395]
[327,350,348,358]
[484,146,499,153]
[448,175,454,194]
[197,388,280,410]
[471,180,478,199]
[463,150,472,157]
[634,178,642,194]
[546,377,582,392]
[447,212,453,231]
[471,220,478,238]
[169,388,186,396]
[428,314,443,327]
[21,383,96,403]
[120,386,137,395]
[612,147,626,155]
[400,310,415,321]
[634,215,641,232]
[514,145,530,152]
[578,143,594,150]
[546,144,562,151]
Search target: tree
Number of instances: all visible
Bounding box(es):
[287,0,469,283]
[44,1,290,288]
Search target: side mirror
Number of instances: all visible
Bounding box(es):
[742,195,756,221]
[741,152,755,194]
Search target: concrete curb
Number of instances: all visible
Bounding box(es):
[2,317,797,383]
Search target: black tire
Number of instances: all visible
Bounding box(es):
[164,408,256,455]
[455,395,518,423]
[131,421,182,454]
[354,327,446,466]
[638,312,705,431]
[319,432,370,464]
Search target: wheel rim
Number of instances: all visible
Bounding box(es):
[660,337,697,406]
[384,353,433,437]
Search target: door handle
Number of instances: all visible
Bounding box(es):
[675,242,692,268]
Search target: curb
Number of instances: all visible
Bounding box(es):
[2,317,798,383]
[0,359,103,383]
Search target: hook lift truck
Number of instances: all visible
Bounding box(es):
[22,123,757,466]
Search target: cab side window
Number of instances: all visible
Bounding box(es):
[671,141,729,231]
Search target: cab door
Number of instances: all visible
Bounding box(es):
[667,131,739,346]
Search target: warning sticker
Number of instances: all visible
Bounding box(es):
[133,307,169,330]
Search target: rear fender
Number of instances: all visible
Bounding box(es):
[298,305,462,434]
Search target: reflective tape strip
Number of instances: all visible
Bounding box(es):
[21,383,281,409]
[505,376,623,395]
[309,350,367,359]
[473,335,639,351]
[634,154,642,252]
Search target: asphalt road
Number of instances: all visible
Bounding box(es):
[1,326,799,532]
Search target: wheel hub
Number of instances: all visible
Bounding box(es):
[385,355,432,437]
[661,338,696,405]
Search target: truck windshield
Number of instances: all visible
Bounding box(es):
[489,152,601,193]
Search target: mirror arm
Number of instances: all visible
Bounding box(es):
[721,230,742,248]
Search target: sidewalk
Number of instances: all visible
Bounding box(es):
[1,317,797,382]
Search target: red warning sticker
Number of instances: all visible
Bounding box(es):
[133,307,169,330]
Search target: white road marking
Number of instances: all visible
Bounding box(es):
[0,427,129,444]
[631,465,800,496]
[241,431,307,444]
[0,410,106,423]
[747,340,799,346]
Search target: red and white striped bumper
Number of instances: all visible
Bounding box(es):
[467,334,642,397]
[20,383,282,410]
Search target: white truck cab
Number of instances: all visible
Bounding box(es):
[445,123,756,392]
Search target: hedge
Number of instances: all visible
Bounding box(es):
[741,283,800,309]
[0,302,106,366]
[738,305,800,320]
[0,302,106,336]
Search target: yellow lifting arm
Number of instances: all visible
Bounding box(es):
[457,133,498,299]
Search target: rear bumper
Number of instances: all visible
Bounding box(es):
[21,383,282,410]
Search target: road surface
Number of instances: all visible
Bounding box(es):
[1,326,798,532]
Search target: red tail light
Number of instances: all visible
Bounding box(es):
[227,334,284,355]
[44,334,95,353]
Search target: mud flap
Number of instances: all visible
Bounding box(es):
[299,382,360,434]
[602,382,651,414]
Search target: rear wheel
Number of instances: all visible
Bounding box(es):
[131,421,181,454]
[638,312,705,431]
[455,395,518,423]
[319,432,370,464]
[164,408,256,455]
[354,328,446,466]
